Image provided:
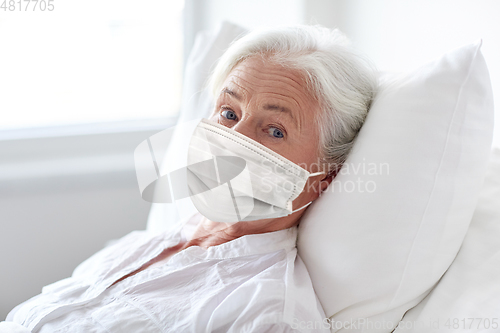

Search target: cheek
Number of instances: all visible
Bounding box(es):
[286,134,321,171]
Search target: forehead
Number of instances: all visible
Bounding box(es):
[221,56,315,106]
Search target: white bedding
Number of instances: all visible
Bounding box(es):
[0,321,30,333]
[394,148,500,332]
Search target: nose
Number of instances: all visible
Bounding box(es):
[231,118,258,143]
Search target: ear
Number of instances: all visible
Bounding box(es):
[319,174,333,195]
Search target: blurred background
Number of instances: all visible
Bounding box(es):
[1,0,499,320]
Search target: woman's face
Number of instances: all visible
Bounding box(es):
[210,56,321,171]
[209,56,329,212]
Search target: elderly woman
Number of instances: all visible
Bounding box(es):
[4,25,376,332]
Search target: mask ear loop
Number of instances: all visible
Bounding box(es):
[291,201,313,214]
[291,171,325,214]
[308,171,325,177]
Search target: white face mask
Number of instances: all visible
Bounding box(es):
[184,119,324,223]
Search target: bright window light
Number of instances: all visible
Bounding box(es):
[0,0,184,130]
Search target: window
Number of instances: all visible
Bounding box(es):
[0,0,183,130]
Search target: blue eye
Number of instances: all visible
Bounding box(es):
[221,110,237,121]
[269,127,284,138]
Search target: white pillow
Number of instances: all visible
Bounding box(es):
[393,147,500,332]
[297,41,494,332]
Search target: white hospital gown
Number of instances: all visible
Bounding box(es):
[6,215,329,332]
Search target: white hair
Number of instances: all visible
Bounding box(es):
[209,25,378,175]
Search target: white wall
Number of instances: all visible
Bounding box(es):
[184,0,305,59]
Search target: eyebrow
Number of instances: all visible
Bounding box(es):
[222,88,242,101]
[221,87,298,128]
[263,104,291,114]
